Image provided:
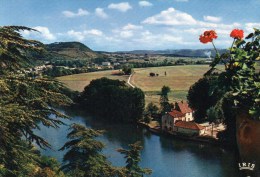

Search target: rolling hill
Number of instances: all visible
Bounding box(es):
[37,42,102,61]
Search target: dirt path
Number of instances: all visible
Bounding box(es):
[127,73,135,88]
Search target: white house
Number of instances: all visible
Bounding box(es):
[102,62,111,66]
[162,110,185,133]
[175,101,194,122]
[174,121,205,136]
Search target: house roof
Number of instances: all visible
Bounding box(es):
[168,110,185,118]
[175,121,204,130]
[176,101,193,114]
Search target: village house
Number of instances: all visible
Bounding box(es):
[113,62,120,66]
[174,121,205,136]
[175,101,194,122]
[161,101,203,136]
[101,62,111,66]
[161,110,185,133]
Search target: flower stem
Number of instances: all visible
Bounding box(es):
[211,41,219,56]
[230,38,235,62]
[231,38,235,49]
[212,41,226,69]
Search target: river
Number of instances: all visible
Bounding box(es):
[35,109,239,177]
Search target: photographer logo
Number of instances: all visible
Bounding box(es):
[238,162,255,171]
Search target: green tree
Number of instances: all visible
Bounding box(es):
[160,86,171,114]
[146,102,159,116]
[117,142,152,177]
[187,77,218,123]
[143,102,159,123]
[78,77,145,123]
[60,124,119,177]
[0,26,43,73]
[0,26,71,176]
[122,65,133,75]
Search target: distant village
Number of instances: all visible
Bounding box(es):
[23,52,213,78]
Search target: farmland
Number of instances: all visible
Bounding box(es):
[57,65,223,105]
[132,65,224,104]
[57,70,129,92]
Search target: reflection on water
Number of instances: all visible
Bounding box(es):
[35,108,239,177]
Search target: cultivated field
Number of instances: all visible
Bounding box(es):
[131,65,216,91]
[57,65,224,105]
[132,65,224,104]
[57,70,129,92]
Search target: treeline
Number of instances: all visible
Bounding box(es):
[43,66,88,77]
[43,66,114,77]
[127,59,211,69]
[51,59,88,67]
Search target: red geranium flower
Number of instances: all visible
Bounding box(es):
[199,30,217,44]
[230,29,244,40]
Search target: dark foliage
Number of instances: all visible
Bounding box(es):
[77,77,145,123]
[117,141,152,177]
[187,77,218,122]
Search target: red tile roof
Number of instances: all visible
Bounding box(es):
[168,110,185,118]
[177,101,192,114]
[175,121,204,130]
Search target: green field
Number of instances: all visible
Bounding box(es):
[132,65,216,91]
[57,70,129,91]
[57,65,223,105]
[132,65,224,104]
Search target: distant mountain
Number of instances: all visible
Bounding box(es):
[116,49,227,58]
[33,41,227,62]
[38,42,102,61]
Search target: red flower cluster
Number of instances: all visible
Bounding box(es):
[230,29,244,39]
[199,30,217,44]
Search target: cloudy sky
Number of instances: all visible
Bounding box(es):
[1,0,260,51]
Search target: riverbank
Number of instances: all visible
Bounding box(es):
[37,111,239,177]
[138,121,220,145]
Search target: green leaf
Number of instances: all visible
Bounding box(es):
[246,33,254,39]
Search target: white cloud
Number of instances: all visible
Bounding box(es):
[142,7,243,40]
[120,30,134,38]
[142,7,197,25]
[34,26,56,41]
[67,30,85,41]
[84,29,103,36]
[203,16,222,23]
[133,31,183,47]
[112,23,143,39]
[245,23,260,33]
[139,1,153,7]
[160,34,183,42]
[62,8,89,18]
[108,2,132,12]
[197,22,241,29]
[67,29,103,41]
[95,8,108,19]
[122,23,143,30]
[22,26,56,42]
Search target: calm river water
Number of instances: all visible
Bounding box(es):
[36,109,239,177]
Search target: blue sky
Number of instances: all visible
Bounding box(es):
[1,0,260,51]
